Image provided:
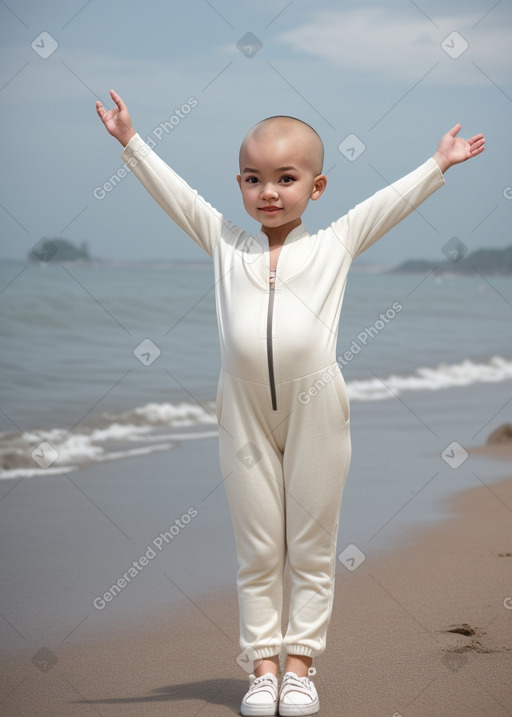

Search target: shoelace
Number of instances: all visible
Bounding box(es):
[281,667,317,692]
[248,674,278,691]
[282,675,308,690]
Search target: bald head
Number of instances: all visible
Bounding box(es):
[239,116,324,176]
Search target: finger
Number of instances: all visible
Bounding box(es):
[448,123,462,137]
[96,100,106,118]
[468,133,484,144]
[110,88,127,112]
[470,145,485,156]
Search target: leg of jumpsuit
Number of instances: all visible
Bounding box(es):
[281,364,352,658]
[217,370,289,661]
[217,363,351,661]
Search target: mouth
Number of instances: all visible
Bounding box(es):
[258,206,282,214]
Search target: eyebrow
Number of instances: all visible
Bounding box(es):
[242,166,299,174]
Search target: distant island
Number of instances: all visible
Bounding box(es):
[391,245,512,276]
[28,238,91,263]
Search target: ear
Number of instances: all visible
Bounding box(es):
[311,174,327,201]
[236,174,242,191]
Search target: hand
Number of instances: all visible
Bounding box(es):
[433,124,485,173]
[96,89,136,147]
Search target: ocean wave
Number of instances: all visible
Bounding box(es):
[347,356,512,401]
[0,402,217,480]
[1,357,510,479]
[108,402,217,427]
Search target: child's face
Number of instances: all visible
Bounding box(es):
[237,132,326,235]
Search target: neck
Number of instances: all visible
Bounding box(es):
[262,218,302,247]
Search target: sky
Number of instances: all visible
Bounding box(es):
[1,0,511,266]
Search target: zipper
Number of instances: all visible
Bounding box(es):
[267,269,277,411]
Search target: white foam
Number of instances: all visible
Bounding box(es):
[119,401,217,426]
[346,356,512,401]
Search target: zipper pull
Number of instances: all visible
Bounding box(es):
[269,269,276,286]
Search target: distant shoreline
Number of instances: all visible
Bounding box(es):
[390,243,512,276]
[2,242,512,275]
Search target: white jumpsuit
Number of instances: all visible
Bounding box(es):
[121,135,445,660]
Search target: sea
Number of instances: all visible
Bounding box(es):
[1,259,511,484]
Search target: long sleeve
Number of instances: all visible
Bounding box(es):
[332,158,445,259]
[121,133,230,257]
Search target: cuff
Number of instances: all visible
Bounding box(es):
[284,644,317,658]
[427,156,447,185]
[250,646,282,661]
[120,133,151,164]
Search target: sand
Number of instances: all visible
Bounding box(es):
[1,452,511,716]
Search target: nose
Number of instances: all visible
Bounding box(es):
[260,182,278,200]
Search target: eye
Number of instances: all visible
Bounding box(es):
[280,175,296,184]
[245,176,259,184]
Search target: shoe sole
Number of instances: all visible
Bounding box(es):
[240,702,278,716]
[278,697,320,716]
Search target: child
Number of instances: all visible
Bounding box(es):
[97,89,484,716]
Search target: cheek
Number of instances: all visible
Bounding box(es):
[241,188,255,207]
[287,186,311,208]
[240,187,259,215]
[240,183,253,197]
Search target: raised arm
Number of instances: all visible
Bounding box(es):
[96,90,226,256]
[335,124,485,258]
[336,158,445,259]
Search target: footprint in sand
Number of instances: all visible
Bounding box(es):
[442,651,468,672]
[440,623,493,669]
[446,623,476,637]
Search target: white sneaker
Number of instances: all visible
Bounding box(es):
[278,668,319,716]
[240,673,279,716]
